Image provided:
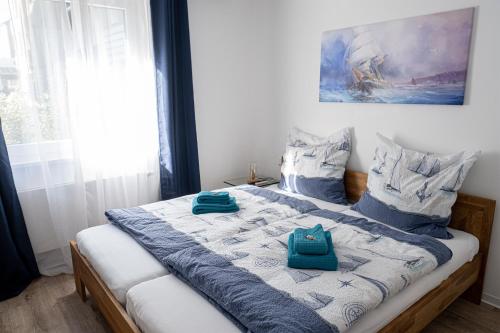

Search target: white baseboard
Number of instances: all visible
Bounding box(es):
[482,292,500,309]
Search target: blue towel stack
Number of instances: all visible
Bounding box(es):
[192,191,239,215]
[288,224,338,271]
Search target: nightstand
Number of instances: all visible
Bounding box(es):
[224,176,280,188]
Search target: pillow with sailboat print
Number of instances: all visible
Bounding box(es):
[353,133,480,239]
[279,127,351,204]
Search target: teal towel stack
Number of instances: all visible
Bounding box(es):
[288,229,338,271]
[192,192,239,215]
[196,191,231,204]
[293,224,329,255]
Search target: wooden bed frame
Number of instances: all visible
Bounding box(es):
[70,170,496,333]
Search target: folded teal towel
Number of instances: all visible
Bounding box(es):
[196,191,230,205]
[293,224,328,255]
[288,231,338,271]
[192,196,239,215]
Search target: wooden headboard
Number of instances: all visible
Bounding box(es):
[344,170,496,303]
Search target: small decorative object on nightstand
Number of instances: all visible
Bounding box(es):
[224,176,280,188]
[248,162,257,184]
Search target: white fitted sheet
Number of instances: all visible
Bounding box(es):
[76,224,169,304]
[125,222,478,333]
[75,186,349,305]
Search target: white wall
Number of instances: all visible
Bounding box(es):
[188,0,277,189]
[188,0,500,305]
[270,0,500,306]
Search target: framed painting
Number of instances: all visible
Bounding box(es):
[319,8,475,105]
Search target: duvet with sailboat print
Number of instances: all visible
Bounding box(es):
[353,134,479,239]
[106,185,453,333]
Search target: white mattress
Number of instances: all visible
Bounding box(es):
[76,186,348,305]
[76,224,169,304]
[125,223,478,333]
[126,275,241,333]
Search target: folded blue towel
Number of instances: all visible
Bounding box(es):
[192,196,239,215]
[293,224,328,255]
[196,191,231,205]
[288,231,338,271]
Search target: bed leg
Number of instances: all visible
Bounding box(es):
[461,253,486,305]
[75,272,87,302]
[462,280,483,305]
[70,241,87,302]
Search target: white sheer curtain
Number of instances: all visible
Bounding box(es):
[3,0,159,275]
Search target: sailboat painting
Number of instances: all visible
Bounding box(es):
[319,8,474,105]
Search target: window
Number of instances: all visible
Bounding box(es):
[0,0,70,145]
[89,5,127,67]
[2,0,158,191]
[0,8,22,144]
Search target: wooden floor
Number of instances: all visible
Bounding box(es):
[1,275,499,333]
[0,275,110,333]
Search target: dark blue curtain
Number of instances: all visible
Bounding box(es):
[151,0,201,200]
[0,120,40,301]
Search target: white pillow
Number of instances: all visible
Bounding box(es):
[279,127,351,204]
[353,133,480,238]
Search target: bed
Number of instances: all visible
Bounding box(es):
[70,170,496,333]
